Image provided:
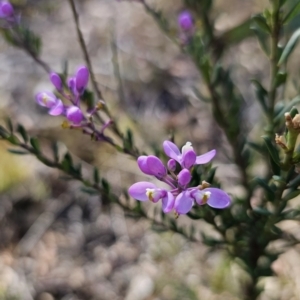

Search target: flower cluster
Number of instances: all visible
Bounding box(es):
[128,141,230,216]
[36,66,111,141]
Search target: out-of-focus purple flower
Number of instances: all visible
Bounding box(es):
[178,11,193,31]
[0,1,14,18]
[35,91,64,116]
[163,141,216,168]
[50,72,62,91]
[75,66,89,94]
[128,181,175,213]
[66,106,84,124]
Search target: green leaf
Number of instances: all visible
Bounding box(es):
[283,2,300,24]
[251,27,270,56]
[101,178,110,194]
[81,186,99,195]
[17,124,28,143]
[253,207,272,216]
[7,149,29,155]
[252,15,271,33]
[278,28,300,65]
[219,18,254,48]
[254,177,276,196]
[93,167,100,184]
[5,118,13,133]
[251,79,268,113]
[262,136,280,166]
[30,137,40,153]
[247,141,266,155]
[51,142,59,163]
[61,152,73,172]
[282,189,300,201]
[7,134,19,145]
[274,72,287,88]
[287,174,300,188]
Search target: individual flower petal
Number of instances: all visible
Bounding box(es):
[205,188,231,209]
[178,11,193,31]
[137,156,153,175]
[67,77,77,95]
[146,188,167,203]
[50,72,62,91]
[174,191,194,214]
[163,140,181,162]
[35,91,57,108]
[167,159,176,172]
[66,106,84,124]
[128,182,156,201]
[162,192,175,213]
[178,169,191,186]
[182,149,196,169]
[48,99,64,116]
[195,149,216,164]
[146,155,167,178]
[75,66,89,94]
[191,189,210,206]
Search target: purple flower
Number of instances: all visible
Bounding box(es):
[178,11,193,31]
[75,66,89,94]
[163,141,216,168]
[128,182,175,213]
[35,92,64,116]
[174,188,231,215]
[50,72,63,91]
[66,106,84,124]
[0,1,14,19]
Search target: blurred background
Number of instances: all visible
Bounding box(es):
[1,0,300,299]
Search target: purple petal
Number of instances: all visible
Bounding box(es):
[178,169,191,186]
[182,149,196,169]
[67,77,77,95]
[50,72,62,91]
[49,99,64,116]
[205,188,231,209]
[137,156,153,175]
[167,159,176,172]
[195,149,216,164]
[35,91,57,108]
[162,192,175,213]
[174,191,194,214]
[75,66,89,93]
[163,140,181,162]
[146,155,167,178]
[128,182,156,201]
[66,106,84,124]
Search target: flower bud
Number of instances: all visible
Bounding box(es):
[75,66,89,94]
[66,106,84,124]
[167,159,176,172]
[50,72,63,91]
[178,11,193,31]
[178,169,191,186]
[0,1,14,18]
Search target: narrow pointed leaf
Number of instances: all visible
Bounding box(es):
[278,28,300,65]
[262,136,280,166]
